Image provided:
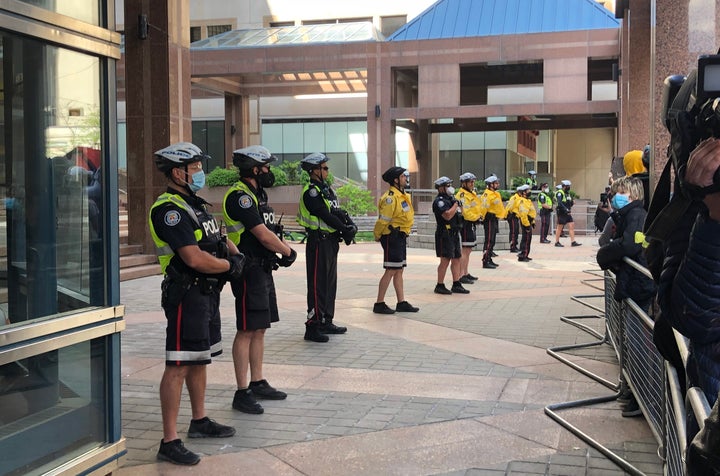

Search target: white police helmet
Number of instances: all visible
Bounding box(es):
[528,170,537,175]
[434,176,453,188]
[459,172,477,182]
[232,145,277,170]
[484,175,499,183]
[154,142,208,174]
[561,179,571,186]
[300,152,330,172]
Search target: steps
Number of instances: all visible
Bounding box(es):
[119,209,160,281]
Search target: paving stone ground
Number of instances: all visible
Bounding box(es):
[116,237,663,475]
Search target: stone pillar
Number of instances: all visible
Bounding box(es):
[653,1,720,182]
[619,0,652,157]
[124,0,191,252]
[224,94,245,165]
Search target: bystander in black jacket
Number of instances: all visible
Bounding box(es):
[596,199,656,309]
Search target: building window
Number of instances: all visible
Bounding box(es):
[380,15,406,37]
[392,67,419,108]
[460,62,544,106]
[190,26,202,43]
[206,24,232,38]
[269,21,295,27]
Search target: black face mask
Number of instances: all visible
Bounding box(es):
[257,170,275,188]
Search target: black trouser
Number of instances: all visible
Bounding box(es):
[508,213,519,249]
[518,225,533,258]
[540,210,551,240]
[305,230,339,326]
[482,214,498,262]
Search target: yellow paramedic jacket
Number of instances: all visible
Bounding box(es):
[512,195,537,227]
[374,186,414,240]
[479,188,507,220]
[504,193,520,217]
[455,187,482,222]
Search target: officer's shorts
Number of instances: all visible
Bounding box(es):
[435,229,462,259]
[380,233,407,268]
[460,221,477,247]
[557,213,574,225]
[231,264,279,331]
[163,284,221,366]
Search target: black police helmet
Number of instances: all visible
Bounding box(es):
[381,166,406,185]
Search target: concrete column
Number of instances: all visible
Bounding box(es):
[653,1,720,182]
[619,0,651,156]
[124,0,191,252]
[224,94,245,165]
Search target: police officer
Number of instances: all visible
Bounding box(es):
[432,176,469,295]
[525,170,539,190]
[455,172,482,284]
[373,166,418,314]
[513,184,537,261]
[504,186,521,253]
[536,182,553,243]
[478,175,506,268]
[149,142,239,465]
[297,153,357,342]
[223,146,297,414]
[554,179,581,247]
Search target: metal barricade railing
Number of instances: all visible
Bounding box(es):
[545,256,712,476]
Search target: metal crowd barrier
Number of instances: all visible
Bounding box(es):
[544,257,712,475]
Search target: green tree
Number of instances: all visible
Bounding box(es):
[336,183,375,215]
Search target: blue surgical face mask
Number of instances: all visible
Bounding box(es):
[611,193,630,210]
[188,170,205,193]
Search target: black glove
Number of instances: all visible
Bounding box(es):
[277,248,297,267]
[226,254,246,280]
[341,224,358,246]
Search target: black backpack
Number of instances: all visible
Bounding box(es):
[594,204,610,232]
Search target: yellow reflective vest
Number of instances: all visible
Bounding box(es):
[455,187,482,222]
[374,186,414,239]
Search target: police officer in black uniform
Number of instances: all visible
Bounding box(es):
[432,176,469,295]
[149,142,241,466]
[297,153,357,342]
[222,146,297,414]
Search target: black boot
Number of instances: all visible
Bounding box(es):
[304,324,329,342]
[321,319,347,334]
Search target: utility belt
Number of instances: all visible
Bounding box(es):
[387,226,408,239]
[307,228,338,241]
[246,255,278,272]
[161,272,224,308]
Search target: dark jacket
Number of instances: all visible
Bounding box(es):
[596,200,656,307]
[671,211,720,404]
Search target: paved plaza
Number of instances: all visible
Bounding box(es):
[116,237,662,475]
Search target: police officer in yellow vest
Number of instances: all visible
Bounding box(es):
[222,146,297,415]
[536,182,553,243]
[478,175,507,268]
[455,172,482,283]
[372,166,418,314]
[513,184,537,261]
[148,142,240,465]
[297,153,357,342]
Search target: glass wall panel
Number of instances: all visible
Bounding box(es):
[192,120,225,171]
[0,31,106,327]
[262,123,283,154]
[282,123,303,154]
[303,122,324,153]
[0,337,108,474]
[327,152,348,180]
[17,0,100,26]
[324,122,348,153]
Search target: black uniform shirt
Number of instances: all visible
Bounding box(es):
[150,187,222,275]
[225,182,277,257]
[302,179,345,230]
[432,193,455,231]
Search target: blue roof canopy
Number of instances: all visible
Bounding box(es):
[388,0,619,41]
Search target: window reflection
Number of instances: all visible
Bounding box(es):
[0,338,107,475]
[0,32,106,328]
[15,0,100,26]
